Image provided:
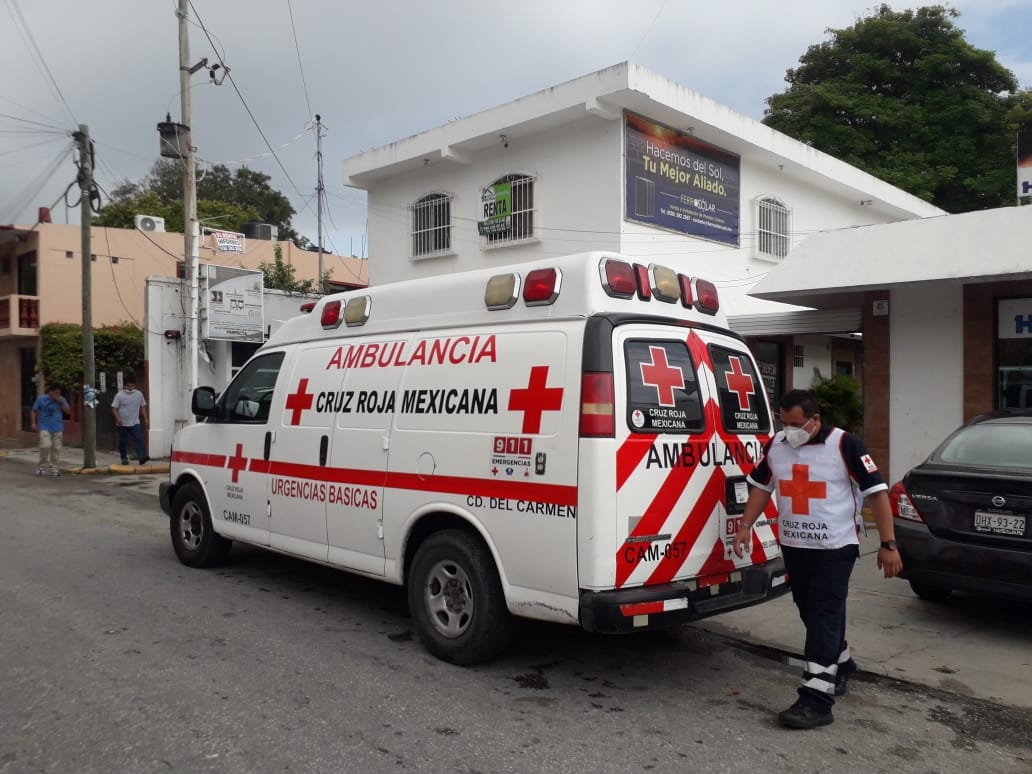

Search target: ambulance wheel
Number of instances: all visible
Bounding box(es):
[170,483,231,568]
[408,529,513,665]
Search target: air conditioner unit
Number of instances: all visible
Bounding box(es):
[135,214,166,233]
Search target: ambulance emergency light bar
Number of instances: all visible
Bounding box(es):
[303,257,719,330]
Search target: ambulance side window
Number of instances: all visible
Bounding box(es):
[708,345,770,434]
[624,340,703,434]
[218,351,285,424]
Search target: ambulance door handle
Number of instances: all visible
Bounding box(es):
[263,432,272,460]
[319,435,328,467]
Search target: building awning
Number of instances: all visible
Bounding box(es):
[749,206,1032,310]
[729,308,861,337]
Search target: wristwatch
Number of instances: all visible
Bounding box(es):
[879,540,898,551]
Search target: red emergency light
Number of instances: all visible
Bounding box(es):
[602,259,636,298]
[523,268,560,306]
[693,279,719,315]
[633,264,652,300]
[321,299,342,328]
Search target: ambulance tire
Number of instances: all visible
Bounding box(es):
[170,482,231,568]
[408,529,513,665]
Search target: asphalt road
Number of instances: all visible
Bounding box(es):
[1,462,1030,774]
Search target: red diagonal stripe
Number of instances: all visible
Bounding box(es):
[616,433,657,491]
[646,468,728,586]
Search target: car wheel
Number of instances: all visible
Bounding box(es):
[407,529,514,665]
[170,482,231,568]
[909,580,952,602]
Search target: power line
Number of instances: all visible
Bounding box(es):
[0,140,73,222]
[286,0,313,118]
[2,0,77,126]
[187,1,309,211]
[629,0,669,61]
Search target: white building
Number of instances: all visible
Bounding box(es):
[343,62,943,406]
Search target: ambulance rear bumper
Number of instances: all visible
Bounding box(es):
[578,557,789,634]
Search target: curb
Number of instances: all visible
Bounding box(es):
[66,463,169,476]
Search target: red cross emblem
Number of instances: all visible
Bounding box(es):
[508,365,564,434]
[226,443,248,483]
[285,378,315,425]
[639,346,685,406]
[724,356,756,411]
[778,463,827,515]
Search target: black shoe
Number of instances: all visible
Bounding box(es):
[120,458,129,465]
[835,659,858,697]
[778,701,833,729]
[139,457,149,466]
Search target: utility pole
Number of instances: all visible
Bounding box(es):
[315,114,325,294]
[75,125,96,469]
[178,0,200,394]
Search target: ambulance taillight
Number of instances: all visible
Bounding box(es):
[299,302,316,314]
[601,259,636,298]
[580,372,615,437]
[321,299,342,328]
[693,279,720,315]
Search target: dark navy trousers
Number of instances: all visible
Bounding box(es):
[780,543,859,709]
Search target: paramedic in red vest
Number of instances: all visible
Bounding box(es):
[733,389,902,730]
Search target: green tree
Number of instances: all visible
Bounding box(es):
[811,368,864,435]
[40,323,144,390]
[258,243,331,294]
[762,4,1032,212]
[95,159,306,243]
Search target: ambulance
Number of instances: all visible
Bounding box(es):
[159,252,786,664]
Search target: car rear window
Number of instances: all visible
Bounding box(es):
[935,423,1032,469]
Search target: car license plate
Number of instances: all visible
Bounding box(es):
[973,511,1026,536]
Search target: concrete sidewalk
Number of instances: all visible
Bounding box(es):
[0,445,169,475]
[697,529,1032,710]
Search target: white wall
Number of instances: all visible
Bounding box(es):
[790,334,833,389]
[888,284,964,482]
[366,117,623,287]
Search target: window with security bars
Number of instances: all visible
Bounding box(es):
[482,174,534,246]
[410,193,453,258]
[756,196,791,261]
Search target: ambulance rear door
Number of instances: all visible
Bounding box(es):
[610,325,777,592]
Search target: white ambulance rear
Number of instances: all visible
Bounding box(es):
[160,252,786,664]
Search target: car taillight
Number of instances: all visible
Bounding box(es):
[890,481,924,522]
[580,372,615,437]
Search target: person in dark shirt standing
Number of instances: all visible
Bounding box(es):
[31,384,72,476]
[733,389,903,729]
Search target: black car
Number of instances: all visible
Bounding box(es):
[890,411,1032,602]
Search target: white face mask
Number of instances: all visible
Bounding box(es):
[784,417,815,448]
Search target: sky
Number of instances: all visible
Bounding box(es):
[2,0,1031,259]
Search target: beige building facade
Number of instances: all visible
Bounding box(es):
[0,222,368,445]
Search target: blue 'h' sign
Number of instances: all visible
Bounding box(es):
[1016,314,1032,334]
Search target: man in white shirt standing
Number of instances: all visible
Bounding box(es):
[111,376,149,465]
